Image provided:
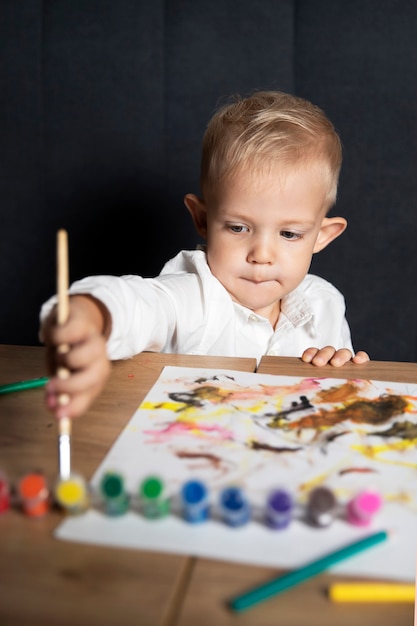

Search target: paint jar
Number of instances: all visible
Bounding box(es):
[18,471,50,517]
[346,490,382,526]
[54,473,90,514]
[306,486,337,528]
[100,471,130,516]
[139,475,170,519]
[0,470,10,513]
[219,486,251,527]
[266,488,293,529]
[180,478,210,523]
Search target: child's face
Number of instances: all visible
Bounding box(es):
[185,165,346,327]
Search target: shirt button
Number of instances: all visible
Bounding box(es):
[267,349,278,356]
[249,314,258,322]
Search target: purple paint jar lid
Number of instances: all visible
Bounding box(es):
[266,488,293,529]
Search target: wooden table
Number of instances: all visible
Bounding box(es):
[177,356,417,626]
[1,347,415,626]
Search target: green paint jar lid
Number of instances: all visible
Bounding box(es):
[140,476,164,500]
[101,472,124,499]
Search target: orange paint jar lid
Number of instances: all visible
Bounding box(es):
[18,472,50,517]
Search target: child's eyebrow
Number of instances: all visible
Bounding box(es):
[222,214,318,227]
[279,219,317,228]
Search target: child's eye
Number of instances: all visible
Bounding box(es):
[229,224,249,233]
[280,230,301,240]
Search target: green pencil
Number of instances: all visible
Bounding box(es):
[0,376,49,395]
[229,530,388,612]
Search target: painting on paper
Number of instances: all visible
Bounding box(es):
[90,366,417,513]
[56,366,417,580]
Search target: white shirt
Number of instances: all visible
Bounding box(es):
[40,249,354,364]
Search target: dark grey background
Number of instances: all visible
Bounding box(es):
[1,0,416,362]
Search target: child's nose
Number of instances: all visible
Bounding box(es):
[247,235,276,264]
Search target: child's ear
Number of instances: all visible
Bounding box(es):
[313,216,347,253]
[184,193,208,238]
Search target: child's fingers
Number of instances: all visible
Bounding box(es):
[328,348,353,366]
[54,389,101,419]
[301,347,319,363]
[352,350,370,364]
[302,347,353,366]
[45,357,110,419]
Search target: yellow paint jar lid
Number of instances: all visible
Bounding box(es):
[55,474,89,512]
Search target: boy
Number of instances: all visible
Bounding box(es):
[40,90,369,419]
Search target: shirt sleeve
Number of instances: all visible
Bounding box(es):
[39,274,178,359]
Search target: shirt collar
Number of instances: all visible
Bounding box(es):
[280,283,314,327]
[233,282,315,329]
[164,249,315,330]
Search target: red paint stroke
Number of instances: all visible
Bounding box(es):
[174,450,234,476]
[167,378,322,408]
[143,420,234,442]
[339,467,378,475]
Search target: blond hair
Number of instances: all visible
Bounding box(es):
[200,90,342,208]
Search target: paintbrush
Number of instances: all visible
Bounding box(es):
[57,229,71,480]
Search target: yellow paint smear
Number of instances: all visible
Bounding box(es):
[353,440,417,469]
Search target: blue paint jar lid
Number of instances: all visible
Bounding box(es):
[181,479,210,523]
[219,486,251,527]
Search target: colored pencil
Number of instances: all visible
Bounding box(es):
[0,376,49,395]
[229,530,389,612]
[57,228,71,480]
[329,582,415,603]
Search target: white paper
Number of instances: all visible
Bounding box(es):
[55,366,417,580]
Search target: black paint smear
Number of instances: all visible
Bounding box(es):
[275,394,410,430]
[193,375,235,384]
[265,395,314,422]
[339,467,378,475]
[373,419,417,439]
[324,431,349,443]
[168,391,204,408]
[248,440,303,453]
[168,384,235,409]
